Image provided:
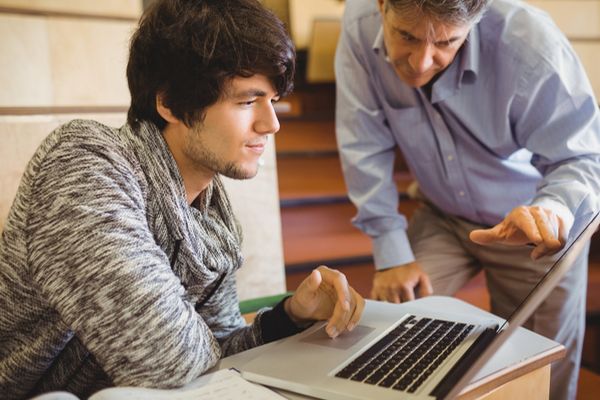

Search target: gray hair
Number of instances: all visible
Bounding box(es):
[384,0,491,25]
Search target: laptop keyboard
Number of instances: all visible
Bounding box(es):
[335,315,475,393]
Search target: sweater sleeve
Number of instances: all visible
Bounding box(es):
[26,135,222,388]
[200,269,306,357]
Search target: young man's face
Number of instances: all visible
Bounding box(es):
[378,1,471,88]
[182,74,280,180]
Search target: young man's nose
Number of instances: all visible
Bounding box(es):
[255,104,280,135]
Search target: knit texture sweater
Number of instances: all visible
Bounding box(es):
[0,120,298,399]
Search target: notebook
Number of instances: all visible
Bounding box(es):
[240,211,600,400]
[33,369,286,400]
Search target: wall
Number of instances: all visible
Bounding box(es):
[0,0,286,300]
[527,0,600,99]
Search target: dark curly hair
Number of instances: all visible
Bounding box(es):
[126,0,295,130]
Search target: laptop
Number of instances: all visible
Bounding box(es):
[240,211,600,399]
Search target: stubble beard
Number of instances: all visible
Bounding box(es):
[184,128,258,181]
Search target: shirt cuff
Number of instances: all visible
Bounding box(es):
[372,229,415,270]
[259,296,307,343]
[530,197,575,234]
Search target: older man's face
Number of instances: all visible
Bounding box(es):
[378,2,471,88]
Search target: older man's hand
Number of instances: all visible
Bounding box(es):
[470,205,571,260]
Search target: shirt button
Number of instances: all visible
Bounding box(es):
[447,155,454,161]
[459,191,465,197]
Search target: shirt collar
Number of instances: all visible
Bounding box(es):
[372,26,386,57]
[461,24,480,79]
[431,26,480,103]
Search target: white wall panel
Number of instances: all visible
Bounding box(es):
[0,15,53,107]
[223,141,287,300]
[527,1,600,39]
[572,42,600,100]
[0,0,141,19]
[0,113,127,229]
[0,14,134,107]
[289,0,344,49]
[46,17,134,107]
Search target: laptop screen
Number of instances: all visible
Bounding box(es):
[443,210,600,399]
[499,210,598,332]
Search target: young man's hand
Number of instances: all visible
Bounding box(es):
[285,266,365,338]
[469,205,572,260]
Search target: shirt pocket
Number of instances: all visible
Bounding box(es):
[381,102,436,163]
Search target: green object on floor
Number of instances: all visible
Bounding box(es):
[239,292,294,314]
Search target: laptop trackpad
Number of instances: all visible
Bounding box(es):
[300,325,375,350]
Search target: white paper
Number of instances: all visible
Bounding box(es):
[90,369,287,400]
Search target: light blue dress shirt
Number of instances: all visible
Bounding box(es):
[335,0,600,269]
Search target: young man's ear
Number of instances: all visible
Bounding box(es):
[156,94,180,124]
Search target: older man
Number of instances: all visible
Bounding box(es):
[335,0,600,399]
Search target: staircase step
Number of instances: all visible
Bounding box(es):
[275,119,337,154]
[278,155,414,202]
[281,200,421,266]
[278,155,346,201]
[286,262,375,298]
[588,261,600,312]
[282,202,372,266]
[285,263,489,311]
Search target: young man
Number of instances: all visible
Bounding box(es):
[335,0,600,399]
[0,1,364,398]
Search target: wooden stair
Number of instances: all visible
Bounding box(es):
[275,82,450,297]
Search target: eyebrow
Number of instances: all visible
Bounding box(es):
[395,28,463,45]
[230,89,270,99]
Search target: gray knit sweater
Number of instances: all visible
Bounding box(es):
[0,120,298,399]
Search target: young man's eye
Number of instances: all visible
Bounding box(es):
[239,99,256,106]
